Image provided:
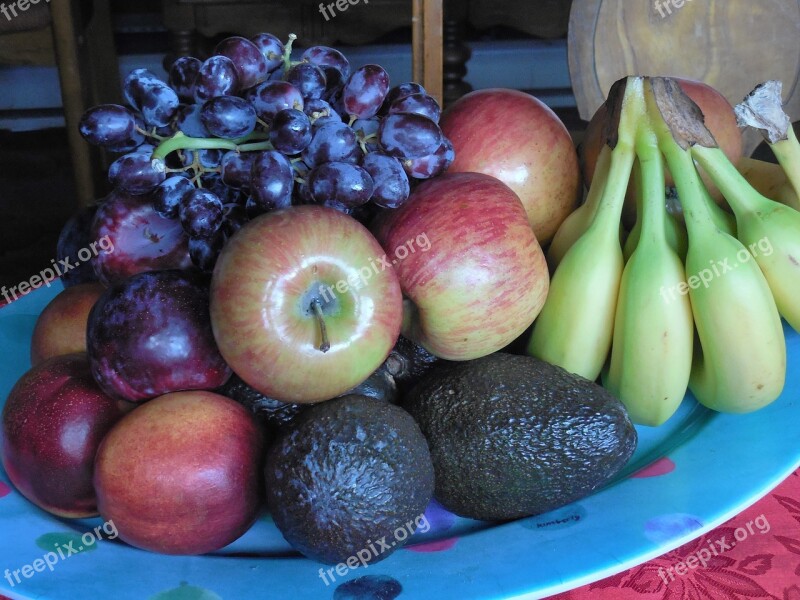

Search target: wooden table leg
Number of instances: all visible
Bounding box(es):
[412,0,443,107]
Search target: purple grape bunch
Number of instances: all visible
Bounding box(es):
[78,32,455,273]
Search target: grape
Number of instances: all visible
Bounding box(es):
[250,80,304,121]
[123,69,180,128]
[203,173,245,205]
[179,188,224,238]
[403,137,455,179]
[153,175,194,218]
[251,33,285,72]
[200,95,257,139]
[308,162,374,211]
[361,153,410,209]
[250,150,294,211]
[198,149,224,169]
[109,151,166,194]
[378,113,443,158]
[169,57,202,102]
[352,118,380,152]
[382,82,426,113]
[215,36,270,89]
[301,46,350,90]
[343,64,390,119]
[221,151,256,190]
[79,104,145,152]
[175,104,210,138]
[303,98,342,128]
[285,62,327,100]
[188,232,224,272]
[269,108,312,155]
[194,56,239,103]
[301,121,359,167]
[222,203,249,237]
[389,93,441,122]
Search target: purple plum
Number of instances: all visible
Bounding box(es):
[86,270,231,402]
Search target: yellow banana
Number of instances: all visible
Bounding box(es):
[606,123,693,426]
[649,77,785,413]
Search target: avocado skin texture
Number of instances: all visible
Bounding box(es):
[264,395,434,565]
[404,353,637,521]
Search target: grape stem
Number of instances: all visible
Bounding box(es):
[151,131,273,163]
[283,33,297,74]
[310,299,330,353]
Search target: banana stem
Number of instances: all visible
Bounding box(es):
[583,144,614,223]
[769,127,800,204]
[589,77,646,236]
[634,126,668,245]
[691,145,768,215]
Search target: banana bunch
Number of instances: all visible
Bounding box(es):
[528,76,800,425]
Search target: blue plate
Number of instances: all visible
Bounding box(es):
[1,282,798,599]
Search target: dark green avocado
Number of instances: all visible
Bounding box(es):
[403,353,637,521]
[264,395,434,565]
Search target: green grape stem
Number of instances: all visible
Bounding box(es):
[150,131,273,163]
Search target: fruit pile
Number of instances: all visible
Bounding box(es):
[78,33,453,274]
[3,31,798,575]
[528,76,800,426]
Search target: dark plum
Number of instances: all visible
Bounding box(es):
[301,46,350,90]
[56,205,101,288]
[86,270,231,402]
[108,151,166,195]
[153,175,194,219]
[285,62,326,100]
[403,137,455,179]
[90,190,192,285]
[389,92,441,122]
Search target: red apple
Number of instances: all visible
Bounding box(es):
[440,88,582,245]
[1,353,132,518]
[93,390,264,555]
[30,282,105,366]
[210,205,403,404]
[374,172,549,360]
[580,77,742,220]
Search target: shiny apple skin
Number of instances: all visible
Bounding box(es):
[440,88,582,245]
[1,353,132,518]
[374,172,549,361]
[86,270,231,402]
[30,282,105,366]
[210,205,403,404]
[90,189,192,285]
[93,391,264,555]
